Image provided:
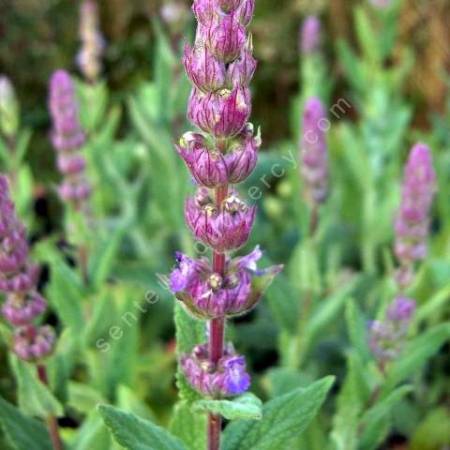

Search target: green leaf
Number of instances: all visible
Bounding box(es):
[383,323,450,393]
[194,393,263,421]
[71,410,111,450]
[169,401,207,450]
[10,357,63,419]
[174,304,205,402]
[360,385,413,449]
[222,376,334,450]
[265,271,299,334]
[345,299,371,362]
[88,225,125,288]
[98,404,186,450]
[330,353,370,450]
[0,396,52,450]
[306,276,361,346]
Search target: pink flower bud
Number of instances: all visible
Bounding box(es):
[187,87,251,138]
[300,16,321,54]
[57,154,87,175]
[2,291,47,326]
[205,14,246,63]
[183,44,226,92]
[13,324,55,362]
[180,343,250,397]
[227,47,257,87]
[185,189,256,252]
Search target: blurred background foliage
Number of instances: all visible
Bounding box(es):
[0,1,449,449]
[1,0,449,158]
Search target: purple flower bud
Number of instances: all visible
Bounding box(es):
[177,132,229,188]
[58,180,92,203]
[57,154,87,175]
[180,343,250,397]
[177,125,259,187]
[0,265,39,294]
[237,0,255,26]
[386,296,416,322]
[300,16,321,54]
[205,14,246,63]
[188,87,251,138]
[369,296,416,364]
[224,123,259,183]
[227,47,257,87]
[192,0,215,26]
[183,44,226,92]
[171,246,281,319]
[394,144,436,270]
[301,97,329,205]
[2,291,47,326]
[13,324,55,362]
[185,189,256,252]
[49,70,86,152]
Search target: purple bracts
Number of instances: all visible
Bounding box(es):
[394,144,436,286]
[301,16,321,55]
[369,296,416,363]
[170,246,282,319]
[185,189,256,253]
[49,70,91,206]
[0,175,55,361]
[13,325,56,362]
[181,343,250,397]
[300,97,329,206]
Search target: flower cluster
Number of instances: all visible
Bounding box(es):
[171,0,281,400]
[300,96,329,206]
[77,0,105,82]
[0,176,55,361]
[171,246,281,319]
[49,70,91,207]
[394,143,436,288]
[369,296,416,364]
[180,343,250,397]
[300,16,321,55]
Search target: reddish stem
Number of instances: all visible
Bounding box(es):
[37,364,64,450]
[207,184,228,450]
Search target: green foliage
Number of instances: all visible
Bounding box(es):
[169,401,207,450]
[222,377,334,450]
[194,393,263,421]
[10,357,63,419]
[99,404,186,450]
[0,396,52,450]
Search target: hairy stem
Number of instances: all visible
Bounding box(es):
[37,365,64,450]
[207,184,228,450]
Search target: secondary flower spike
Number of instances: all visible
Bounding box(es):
[77,0,105,82]
[369,296,416,364]
[0,175,55,361]
[300,96,329,206]
[49,70,91,207]
[394,143,436,287]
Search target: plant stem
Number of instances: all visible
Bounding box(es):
[207,184,228,450]
[37,364,64,450]
[309,204,319,237]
